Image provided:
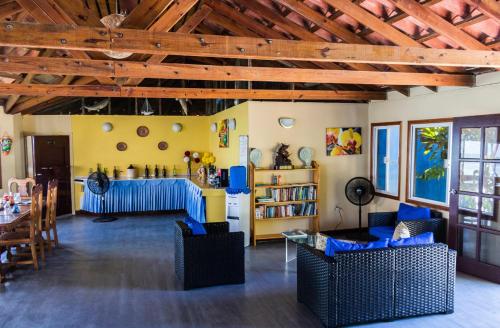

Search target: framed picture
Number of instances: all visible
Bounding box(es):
[219,119,229,148]
[326,127,362,156]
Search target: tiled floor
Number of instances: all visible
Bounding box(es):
[1,214,499,328]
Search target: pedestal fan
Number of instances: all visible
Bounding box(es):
[87,172,118,223]
[345,177,375,241]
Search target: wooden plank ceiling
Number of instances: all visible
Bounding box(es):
[0,0,498,115]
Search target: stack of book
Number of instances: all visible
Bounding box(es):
[268,186,317,202]
[255,196,274,203]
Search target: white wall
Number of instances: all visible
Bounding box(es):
[368,71,500,216]
[248,101,369,232]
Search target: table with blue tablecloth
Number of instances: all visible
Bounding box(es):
[81,178,210,223]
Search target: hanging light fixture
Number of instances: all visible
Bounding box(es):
[100,1,132,59]
[140,98,154,116]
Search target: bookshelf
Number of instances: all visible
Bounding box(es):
[250,161,320,246]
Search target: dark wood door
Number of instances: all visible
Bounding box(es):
[31,136,72,215]
[449,114,500,283]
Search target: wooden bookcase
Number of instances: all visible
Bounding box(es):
[250,161,320,246]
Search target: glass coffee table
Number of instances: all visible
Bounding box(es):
[281,230,316,262]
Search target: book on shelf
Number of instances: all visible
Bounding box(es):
[266,186,317,202]
[255,202,317,219]
[256,197,274,203]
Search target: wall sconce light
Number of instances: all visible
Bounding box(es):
[278,117,295,129]
[227,118,236,130]
[210,122,218,133]
[102,122,113,132]
[172,123,183,133]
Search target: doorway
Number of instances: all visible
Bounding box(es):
[26,136,72,215]
[449,114,500,283]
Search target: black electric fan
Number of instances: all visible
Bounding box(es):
[345,177,375,241]
[87,172,118,223]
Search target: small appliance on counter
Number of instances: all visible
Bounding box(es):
[219,169,229,188]
[225,166,251,247]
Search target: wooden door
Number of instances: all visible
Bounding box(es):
[31,136,72,215]
[449,114,500,283]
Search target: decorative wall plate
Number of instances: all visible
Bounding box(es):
[116,142,127,151]
[158,141,168,150]
[137,126,149,137]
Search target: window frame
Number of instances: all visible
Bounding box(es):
[370,121,402,201]
[406,118,453,210]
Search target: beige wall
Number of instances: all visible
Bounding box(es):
[368,71,500,216]
[248,101,369,232]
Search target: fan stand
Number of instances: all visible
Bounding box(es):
[352,195,374,242]
[92,195,118,223]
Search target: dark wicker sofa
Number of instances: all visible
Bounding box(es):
[368,210,447,243]
[297,243,456,327]
[174,221,245,290]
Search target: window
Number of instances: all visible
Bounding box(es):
[407,120,452,208]
[371,122,401,199]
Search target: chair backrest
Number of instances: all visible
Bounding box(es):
[29,184,44,238]
[45,179,59,226]
[8,177,36,197]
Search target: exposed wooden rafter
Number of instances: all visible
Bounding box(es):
[0,22,497,68]
[0,55,476,87]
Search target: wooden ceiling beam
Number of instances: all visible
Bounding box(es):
[121,0,174,29]
[0,84,387,103]
[462,0,500,24]
[386,0,491,50]
[147,0,198,32]
[0,55,475,87]
[1,22,498,68]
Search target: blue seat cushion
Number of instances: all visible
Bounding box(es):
[389,232,434,247]
[369,226,395,240]
[325,237,389,257]
[397,203,431,221]
[184,217,207,235]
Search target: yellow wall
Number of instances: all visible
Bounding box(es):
[248,101,370,233]
[208,102,249,169]
[71,115,210,178]
[0,110,23,194]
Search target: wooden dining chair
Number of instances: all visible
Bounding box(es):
[44,179,59,253]
[0,184,45,271]
[7,177,36,198]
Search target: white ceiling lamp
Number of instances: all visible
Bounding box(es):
[172,123,183,133]
[210,122,218,133]
[102,122,113,132]
[100,2,132,59]
[227,118,237,130]
[278,117,296,129]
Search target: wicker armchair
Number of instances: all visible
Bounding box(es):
[368,210,447,243]
[297,243,456,327]
[174,221,245,290]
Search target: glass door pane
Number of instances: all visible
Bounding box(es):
[480,233,500,266]
[459,161,480,192]
[481,197,500,231]
[484,127,500,159]
[460,128,481,159]
[459,228,477,259]
[483,162,500,195]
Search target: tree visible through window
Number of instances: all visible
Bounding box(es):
[409,121,452,206]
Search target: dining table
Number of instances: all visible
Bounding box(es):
[0,203,31,283]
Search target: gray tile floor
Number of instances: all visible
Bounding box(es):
[0,214,499,328]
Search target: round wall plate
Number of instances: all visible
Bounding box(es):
[137,126,149,137]
[158,141,168,150]
[116,142,127,151]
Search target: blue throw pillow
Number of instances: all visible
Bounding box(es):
[397,203,431,221]
[325,238,389,257]
[184,217,207,235]
[389,232,434,247]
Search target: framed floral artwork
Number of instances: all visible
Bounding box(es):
[219,119,229,148]
[326,127,362,156]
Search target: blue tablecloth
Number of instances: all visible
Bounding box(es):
[82,178,206,223]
